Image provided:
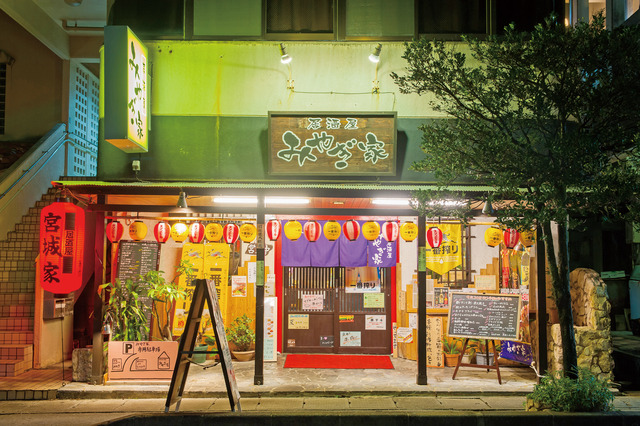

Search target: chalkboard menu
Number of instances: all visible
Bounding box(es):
[116,240,161,282]
[447,293,521,340]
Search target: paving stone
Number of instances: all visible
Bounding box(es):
[256,397,304,410]
[349,396,397,410]
[479,396,526,410]
[394,396,443,410]
[303,397,350,410]
[117,398,167,412]
[438,398,489,410]
[209,396,257,411]
[173,398,215,411]
[72,399,128,412]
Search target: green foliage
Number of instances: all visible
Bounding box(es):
[442,337,460,354]
[527,368,615,412]
[226,314,256,352]
[391,13,640,376]
[99,279,149,341]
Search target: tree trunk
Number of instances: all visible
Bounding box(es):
[542,220,578,379]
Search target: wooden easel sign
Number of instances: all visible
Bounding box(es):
[165,279,241,412]
[446,292,521,384]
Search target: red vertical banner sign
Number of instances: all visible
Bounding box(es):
[39,202,85,293]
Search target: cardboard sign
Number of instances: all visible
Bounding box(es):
[108,341,178,380]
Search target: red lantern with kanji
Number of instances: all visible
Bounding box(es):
[106,221,124,243]
[343,219,360,241]
[189,222,205,243]
[39,202,85,293]
[223,223,239,244]
[154,221,170,243]
[381,221,399,242]
[504,228,520,249]
[426,226,443,248]
[304,220,321,242]
[266,219,281,241]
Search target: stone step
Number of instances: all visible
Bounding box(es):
[0,241,39,252]
[0,270,36,282]
[0,260,36,271]
[0,344,33,360]
[0,305,33,317]
[0,251,38,261]
[20,215,39,224]
[0,317,33,332]
[0,331,33,345]
[0,282,35,293]
[5,231,38,242]
[14,223,39,234]
[0,293,34,306]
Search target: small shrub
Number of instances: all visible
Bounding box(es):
[526,368,615,412]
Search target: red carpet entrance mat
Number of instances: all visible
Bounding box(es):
[284,354,394,369]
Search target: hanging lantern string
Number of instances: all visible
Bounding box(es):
[105,215,258,222]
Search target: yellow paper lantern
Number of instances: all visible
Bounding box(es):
[400,221,418,242]
[520,229,536,247]
[128,221,147,241]
[171,222,189,242]
[284,220,302,241]
[205,223,223,242]
[239,223,257,243]
[323,220,341,241]
[484,227,503,247]
[362,221,381,241]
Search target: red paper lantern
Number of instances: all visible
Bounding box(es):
[504,228,520,249]
[154,221,170,243]
[106,221,124,243]
[381,221,399,242]
[343,219,360,241]
[426,226,443,248]
[266,219,281,241]
[39,202,85,293]
[223,223,239,244]
[304,220,321,242]
[189,222,205,243]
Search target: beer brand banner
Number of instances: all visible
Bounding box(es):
[424,224,462,275]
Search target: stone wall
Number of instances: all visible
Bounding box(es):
[548,268,614,381]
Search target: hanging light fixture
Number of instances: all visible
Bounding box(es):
[482,200,495,215]
[176,191,188,209]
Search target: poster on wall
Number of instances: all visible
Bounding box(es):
[433,287,449,308]
[231,276,247,297]
[288,314,309,329]
[203,242,229,327]
[171,243,205,337]
[340,331,362,346]
[345,267,380,293]
[365,315,386,330]
[475,275,497,291]
[108,341,178,380]
[424,224,462,275]
[302,294,324,310]
[363,293,385,308]
[264,297,277,362]
[265,273,276,297]
[396,327,413,343]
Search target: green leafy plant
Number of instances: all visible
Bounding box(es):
[226,314,256,352]
[442,337,460,354]
[100,278,149,341]
[526,368,615,412]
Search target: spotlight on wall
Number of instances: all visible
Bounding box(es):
[369,43,382,63]
[279,44,294,90]
[482,200,495,215]
[65,0,83,6]
[176,191,188,209]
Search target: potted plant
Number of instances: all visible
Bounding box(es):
[471,339,499,366]
[100,278,149,341]
[226,314,256,361]
[442,337,460,367]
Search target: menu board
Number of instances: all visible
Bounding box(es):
[116,240,161,283]
[426,316,443,368]
[447,293,521,340]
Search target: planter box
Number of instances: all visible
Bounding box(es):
[476,353,494,366]
[108,341,178,380]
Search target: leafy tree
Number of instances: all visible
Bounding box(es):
[392,15,640,378]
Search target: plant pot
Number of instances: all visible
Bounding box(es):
[192,344,208,364]
[462,354,474,364]
[476,352,494,366]
[232,350,255,362]
[444,353,460,367]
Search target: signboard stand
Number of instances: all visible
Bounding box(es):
[165,279,241,413]
[451,338,502,384]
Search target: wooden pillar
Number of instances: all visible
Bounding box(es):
[254,196,265,385]
[536,228,548,380]
[416,215,428,385]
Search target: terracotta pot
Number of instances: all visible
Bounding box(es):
[444,353,459,367]
[232,350,255,362]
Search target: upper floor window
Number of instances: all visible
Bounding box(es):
[417,0,488,36]
[266,0,334,39]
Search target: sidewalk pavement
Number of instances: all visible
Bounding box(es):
[0,394,639,425]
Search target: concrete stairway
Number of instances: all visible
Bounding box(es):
[0,188,56,376]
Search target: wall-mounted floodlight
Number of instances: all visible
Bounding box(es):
[279,43,294,90]
[369,43,382,93]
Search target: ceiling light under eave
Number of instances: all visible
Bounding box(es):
[212,197,310,205]
[371,198,410,206]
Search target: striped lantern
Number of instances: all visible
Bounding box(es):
[189,222,205,243]
[153,221,171,243]
[343,219,360,241]
[504,228,520,249]
[239,223,257,243]
[381,221,399,242]
[265,219,281,241]
[323,220,341,241]
[303,220,321,242]
[106,221,124,243]
[400,221,418,242]
[484,227,503,247]
[205,223,223,242]
[284,220,302,241]
[170,222,189,242]
[362,221,380,241]
[426,226,443,248]
[223,223,239,244]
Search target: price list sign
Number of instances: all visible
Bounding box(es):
[447,293,521,340]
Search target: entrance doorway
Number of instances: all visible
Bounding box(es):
[283,266,392,354]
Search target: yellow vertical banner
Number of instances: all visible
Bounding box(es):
[204,243,230,326]
[172,243,205,337]
[424,224,462,276]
